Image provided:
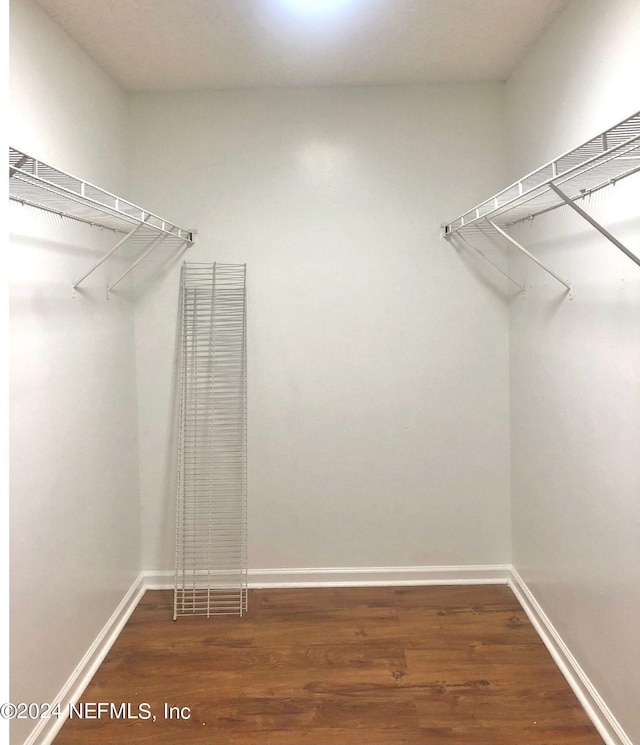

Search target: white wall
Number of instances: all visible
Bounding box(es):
[9,2,140,743]
[128,83,512,573]
[506,0,640,741]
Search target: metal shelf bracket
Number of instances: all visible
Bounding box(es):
[446,231,525,293]
[486,219,571,292]
[73,218,150,290]
[107,233,182,296]
[549,182,640,268]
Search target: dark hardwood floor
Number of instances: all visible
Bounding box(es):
[52,585,604,744]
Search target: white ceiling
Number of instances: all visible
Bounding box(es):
[33,0,568,92]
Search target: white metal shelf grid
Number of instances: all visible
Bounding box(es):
[9,147,194,291]
[174,262,248,619]
[442,111,640,289]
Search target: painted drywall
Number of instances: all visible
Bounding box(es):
[9,1,140,743]
[127,83,513,573]
[506,0,640,740]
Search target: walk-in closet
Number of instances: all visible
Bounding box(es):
[7,1,640,744]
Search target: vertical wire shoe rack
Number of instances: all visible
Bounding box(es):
[174,262,248,618]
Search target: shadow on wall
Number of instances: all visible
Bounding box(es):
[448,233,523,304]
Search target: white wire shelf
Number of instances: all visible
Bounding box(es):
[9,146,195,292]
[442,111,640,291]
[174,262,248,619]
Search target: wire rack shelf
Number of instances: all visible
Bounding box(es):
[9,146,194,292]
[442,111,640,290]
[174,262,248,619]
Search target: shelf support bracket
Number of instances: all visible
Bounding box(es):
[73,218,149,290]
[107,233,171,295]
[549,182,640,268]
[486,219,571,292]
[454,233,525,292]
[9,155,29,178]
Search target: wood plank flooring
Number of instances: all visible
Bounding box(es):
[52,586,604,744]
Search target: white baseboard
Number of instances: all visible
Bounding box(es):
[248,564,512,587]
[508,568,632,745]
[24,573,146,745]
[143,563,512,589]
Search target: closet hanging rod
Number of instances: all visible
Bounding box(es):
[8,146,195,291]
[9,195,128,233]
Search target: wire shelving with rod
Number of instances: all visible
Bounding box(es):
[442,111,640,291]
[9,146,195,294]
